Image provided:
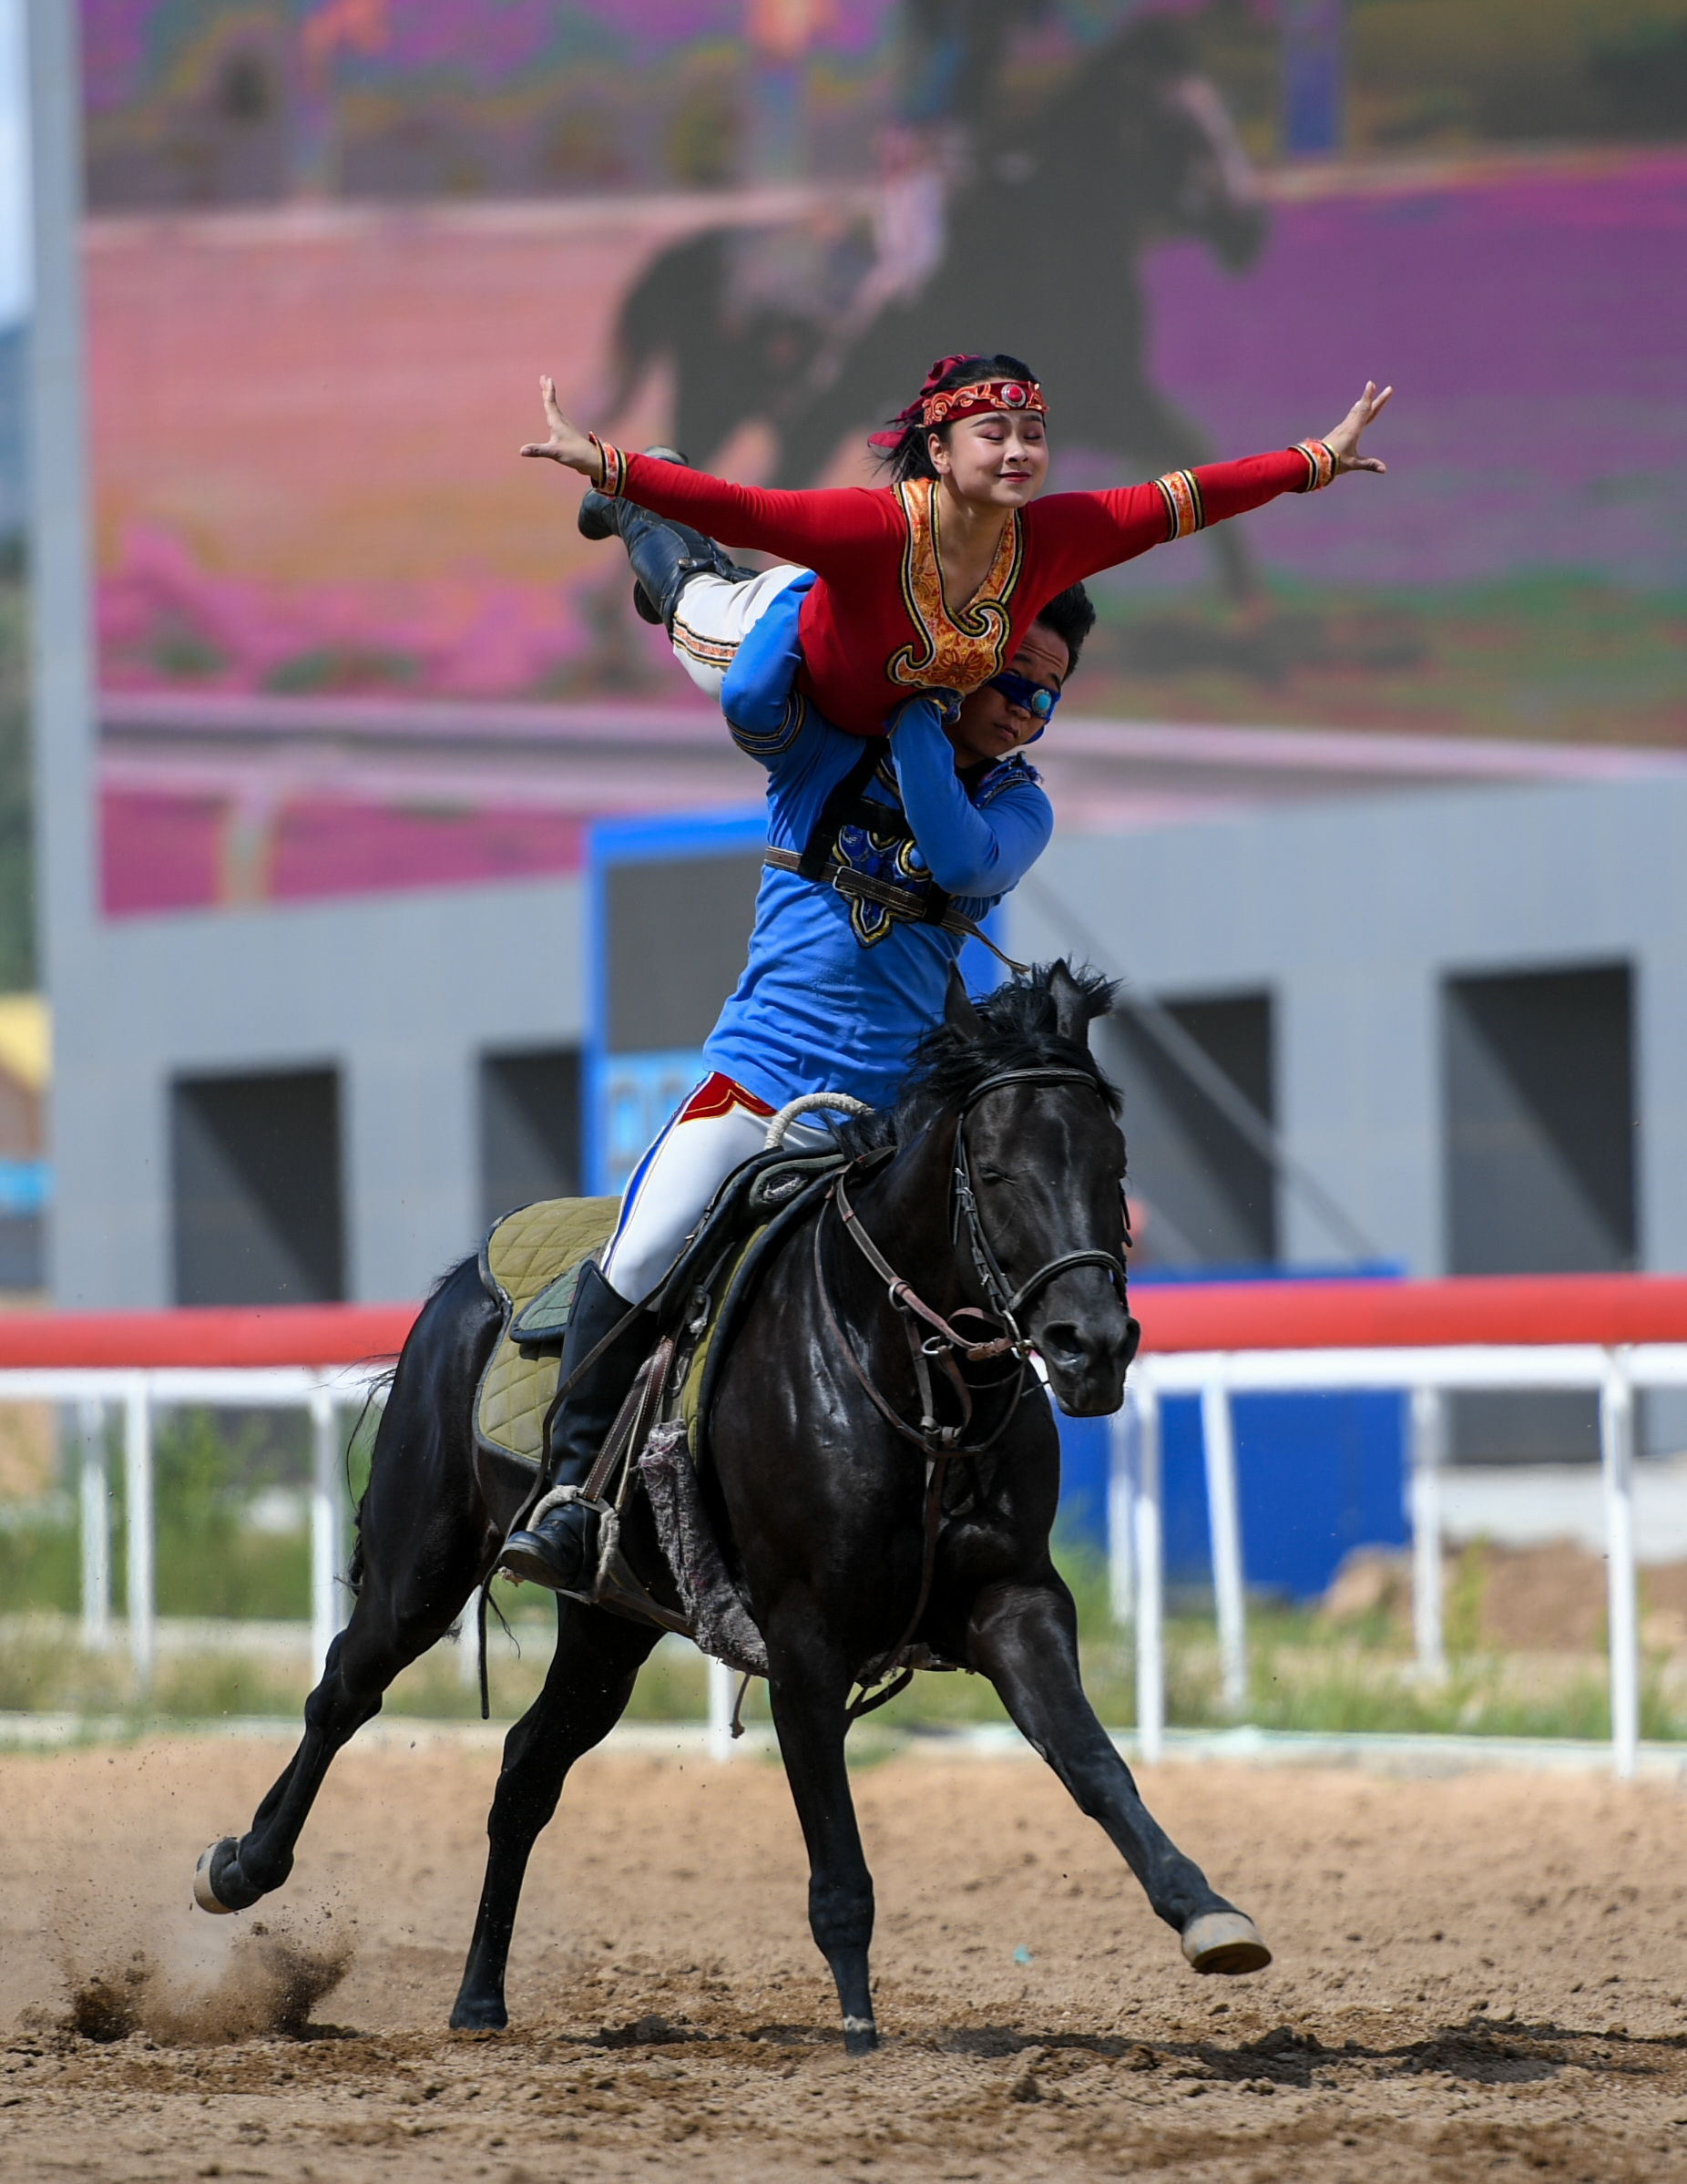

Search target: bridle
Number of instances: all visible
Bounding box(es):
[949,1067,1130,1348]
[823,1063,1130,1452]
[814,1062,1132,1714]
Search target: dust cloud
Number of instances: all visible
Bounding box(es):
[58,1926,352,2045]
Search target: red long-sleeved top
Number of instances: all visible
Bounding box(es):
[597,438,1337,736]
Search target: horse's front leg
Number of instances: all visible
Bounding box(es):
[970,1578,1271,1975]
[451,1600,660,2030]
[763,1613,879,2054]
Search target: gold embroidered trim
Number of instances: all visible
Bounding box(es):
[671,616,740,670]
[593,436,627,497]
[1294,439,1337,491]
[1154,468,1206,541]
[886,477,1024,695]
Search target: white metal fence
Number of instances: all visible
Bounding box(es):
[10,1339,1681,1777]
[2,1365,388,1690]
[3,1359,748,1757]
[1109,1342,1687,1779]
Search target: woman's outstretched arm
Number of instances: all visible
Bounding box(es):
[1035,382,1394,589]
[520,376,894,572]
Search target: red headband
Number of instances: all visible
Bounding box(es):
[922,377,1046,430]
[868,355,1048,448]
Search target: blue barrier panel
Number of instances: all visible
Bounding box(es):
[1054,1264,1407,1600]
[1052,1411,1109,1553]
[1054,1389,1406,1602]
[1159,1389,1406,1603]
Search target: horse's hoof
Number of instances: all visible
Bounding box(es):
[448,1995,508,2032]
[193,1839,240,1914]
[1181,1911,1271,1976]
[842,2015,878,2057]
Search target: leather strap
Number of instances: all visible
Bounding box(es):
[798,743,884,879]
[764,849,1028,974]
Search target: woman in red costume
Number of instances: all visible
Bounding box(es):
[522,351,1391,737]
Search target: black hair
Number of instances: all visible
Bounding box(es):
[836,960,1120,1160]
[1030,580,1096,680]
[873,352,1044,484]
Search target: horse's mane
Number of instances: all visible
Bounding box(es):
[836,960,1120,1157]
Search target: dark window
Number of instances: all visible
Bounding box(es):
[480,1048,581,1227]
[1443,962,1636,1461]
[171,1069,344,1306]
[605,853,763,1053]
[1444,964,1636,1277]
[1106,992,1276,1267]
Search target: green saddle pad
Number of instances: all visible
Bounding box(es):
[475,1196,620,1468]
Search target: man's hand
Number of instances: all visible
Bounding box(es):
[519,375,602,479]
[1322,381,1393,475]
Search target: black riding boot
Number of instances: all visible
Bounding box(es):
[497,1261,647,1594]
[578,446,755,630]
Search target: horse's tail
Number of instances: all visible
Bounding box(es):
[342,1364,398,1595]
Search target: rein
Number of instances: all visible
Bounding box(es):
[815,1064,1129,1713]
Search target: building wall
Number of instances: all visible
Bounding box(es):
[51,875,583,1307]
[1014,774,1687,1280]
[47,768,1687,1312]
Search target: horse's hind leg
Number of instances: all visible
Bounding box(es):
[970,1580,1271,1975]
[763,1619,879,2055]
[451,1601,660,2030]
[195,1552,482,1913]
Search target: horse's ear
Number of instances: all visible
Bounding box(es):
[945,962,984,1041]
[1049,960,1097,1045]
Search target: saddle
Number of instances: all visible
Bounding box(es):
[473,1149,847,1471]
[474,1143,852,1674]
[475,1195,620,1467]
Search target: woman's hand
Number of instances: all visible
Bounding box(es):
[1322,381,1393,475]
[519,375,603,480]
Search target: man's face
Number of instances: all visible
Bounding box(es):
[946,622,1070,768]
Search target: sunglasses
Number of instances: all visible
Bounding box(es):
[986,669,1061,733]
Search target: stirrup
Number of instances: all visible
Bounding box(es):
[497,1484,607,1598]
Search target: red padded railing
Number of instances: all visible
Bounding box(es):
[0,1302,421,1369]
[1132,1272,1687,1354]
[0,1274,1683,1370]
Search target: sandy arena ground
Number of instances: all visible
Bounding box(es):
[5,1732,1687,2180]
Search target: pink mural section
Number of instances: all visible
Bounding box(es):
[88,149,1687,918]
[100,787,588,916]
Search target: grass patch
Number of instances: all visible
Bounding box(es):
[6,1502,1683,1746]
[1079,571,1687,744]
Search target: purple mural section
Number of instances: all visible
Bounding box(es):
[1138,154,1687,592]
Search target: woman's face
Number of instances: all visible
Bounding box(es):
[946,621,1069,768]
[928,410,1049,509]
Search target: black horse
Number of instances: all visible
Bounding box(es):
[608,17,1267,600]
[192,963,1270,2050]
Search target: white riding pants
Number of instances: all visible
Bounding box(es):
[601,1071,831,1305]
[670,563,808,699]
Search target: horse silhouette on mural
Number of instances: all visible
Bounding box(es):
[607,15,1268,602]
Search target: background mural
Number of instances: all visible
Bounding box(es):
[81,1,1687,914]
